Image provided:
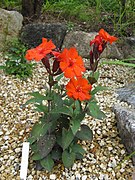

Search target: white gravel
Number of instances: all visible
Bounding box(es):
[0,53,135,180]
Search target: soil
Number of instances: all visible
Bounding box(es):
[22,11,134,37]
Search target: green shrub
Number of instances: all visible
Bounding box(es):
[0,39,35,79]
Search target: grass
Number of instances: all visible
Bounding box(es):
[42,0,135,36]
[0,0,134,36]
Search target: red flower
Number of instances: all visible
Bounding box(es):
[90,35,103,52]
[66,77,92,101]
[98,29,118,44]
[58,47,86,78]
[25,38,56,61]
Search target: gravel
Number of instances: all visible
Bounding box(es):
[0,54,135,180]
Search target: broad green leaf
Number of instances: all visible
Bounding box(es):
[55,73,63,81]
[56,133,62,148]
[51,147,62,160]
[62,128,74,150]
[70,113,85,135]
[32,152,43,160]
[25,92,52,105]
[62,150,75,168]
[31,142,38,153]
[88,71,100,84]
[91,85,108,95]
[76,153,84,160]
[88,101,106,119]
[37,134,56,158]
[40,155,54,172]
[94,71,100,81]
[0,65,5,69]
[28,121,52,144]
[51,106,71,116]
[76,125,93,141]
[53,93,63,107]
[28,136,37,144]
[71,144,85,155]
[24,98,37,105]
[70,118,80,135]
[63,98,74,106]
[34,104,48,113]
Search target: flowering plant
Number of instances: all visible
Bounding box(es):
[25,29,117,171]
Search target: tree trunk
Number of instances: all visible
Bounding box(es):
[22,0,44,19]
[22,0,34,18]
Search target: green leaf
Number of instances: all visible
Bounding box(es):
[31,142,38,153]
[70,113,85,135]
[25,92,52,105]
[76,125,93,141]
[37,134,56,158]
[76,153,84,160]
[102,60,135,67]
[40,155,54,172]
[55,73,63,81]
[88,101,106,120]
[70,118,81,135]
[28,121,52,144]
[62,128,74,150]
[91,85,108,95]
[32,152,43,160]
[53,93,63,107]
[71,143,85,155]
[34,104,48,113]
[51,147,62,161]
[88,71,100,84]
[93,71,100,81]
[0,65,5,69]
[52,106,71,116]
[62,150,76,168]
[63,98,74,106]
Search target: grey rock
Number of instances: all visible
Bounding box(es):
[0,8,23,50]
[62,31,97,58]
[21,23,67,48]
[118,37,135,60]
[113,105,135,165]
[62,31,123,59]
[116,83,135,107]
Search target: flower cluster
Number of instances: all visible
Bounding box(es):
[26,40,92,101]
[89,29,118,72]
[25,29,118,171]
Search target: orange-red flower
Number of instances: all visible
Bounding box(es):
[98,29,118,44]
[66,77,92,101]
[90,35,103,52]
[58,47,86,78]
[25,38,56,61]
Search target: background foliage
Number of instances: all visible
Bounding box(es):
[0,0,134,36]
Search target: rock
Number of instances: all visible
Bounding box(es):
[62,31,123,59]
[21,23,67,49]
[113,105,135,165]
[101,43,123,59]
[62,31,97,58]
[116,83,135,107]
[0,8,23,50]
[118,37,135,59]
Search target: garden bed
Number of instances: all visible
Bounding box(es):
[0,54,134,179]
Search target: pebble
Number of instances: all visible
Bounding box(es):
[50,174,56,179]
[15,148,21,153]
[82,175,87,180]
[0,55,134,179]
